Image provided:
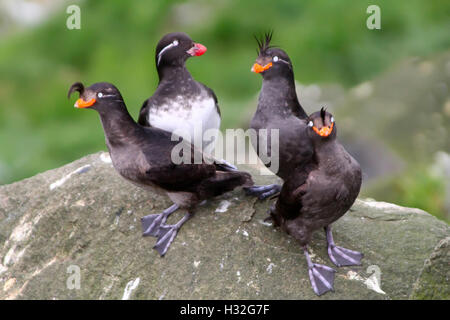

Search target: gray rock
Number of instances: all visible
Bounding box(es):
[0,152,448,299]
[410,237,450,299]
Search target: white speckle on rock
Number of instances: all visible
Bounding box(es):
[258,219,272,227]
[3,245,27,266]
[9,221,32,243]
[121,277,140,300]
[193,261,201,268]
[266,263,276,274]
[347,270,364,281]
[3,278,16,292]
[235,227,249,238]
[49,164,91,190]
[73,200,85,207]
[236,270,241,282]
[100,152,112,163]
[158,290,167,300]
[215,200,231,213]
[0,264,8,275]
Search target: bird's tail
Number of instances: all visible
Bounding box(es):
[200,170,254,198]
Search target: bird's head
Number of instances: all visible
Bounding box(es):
[155,32,207,68]
[68,82,124,112]
[307,107,336,140]
[251,31,293,79]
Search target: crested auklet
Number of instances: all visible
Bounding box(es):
[270,108,363,296]
[68,82,253,256]
[138,32,221,154]
[247,32,313,199]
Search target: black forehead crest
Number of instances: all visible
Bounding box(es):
[320,107,327,121]
[255,30,274,55]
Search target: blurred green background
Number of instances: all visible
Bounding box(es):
[0,0,449,222]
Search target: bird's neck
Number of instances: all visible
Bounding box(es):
[97,103,138,147]
[313,140,340,171]
[259,73,307,119]
[157,63,193,83]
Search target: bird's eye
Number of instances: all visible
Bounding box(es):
[273,56,279,62]
[173,40,179,46]
[308,120,313,127]
[330,116,334,123]
[97,92,103,98]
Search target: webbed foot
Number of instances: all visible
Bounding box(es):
[244,184,281,200]
[326,226,363,267]
[153,212,192,256]
[304,246,336,296]
[141,204,179,237]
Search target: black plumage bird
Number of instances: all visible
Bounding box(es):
[270,108,363,296]
[247,32,314,199]
[68,82,253,256]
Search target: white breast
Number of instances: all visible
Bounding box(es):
[148,95,221,151]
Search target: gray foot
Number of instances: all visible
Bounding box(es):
[153,212,192,256]
[304,246,336,296]
[326,226,363,267]
[141,204,179,237]
[245,184,281,200]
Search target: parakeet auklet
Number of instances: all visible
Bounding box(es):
[68,82,253,256]
[138,32,222,155]
[247,32,313,199]
[270,108,363,296]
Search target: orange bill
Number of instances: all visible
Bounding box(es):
[75,98,96,108]
[251,62,273,73]
[312,122,334,137]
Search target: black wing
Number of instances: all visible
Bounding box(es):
[198,82,221,117]
[138,99,151,126]
[136,126,216,192]
[145,162,216,192]
[274,166,313,220]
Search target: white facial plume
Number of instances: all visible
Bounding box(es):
[157,40,179,66]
